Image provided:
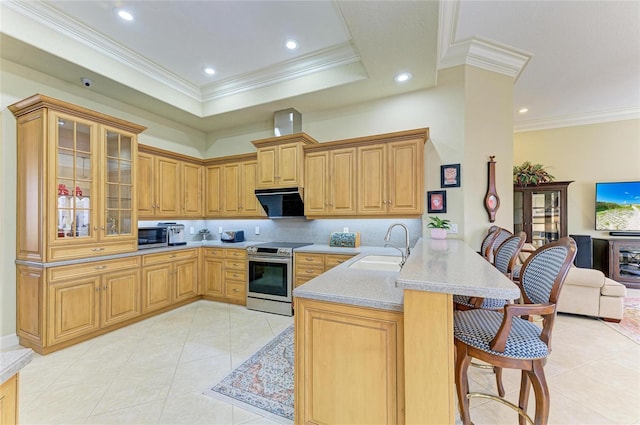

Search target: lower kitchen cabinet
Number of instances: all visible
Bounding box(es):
[294,252,355,287]
[201,247,247,304]
[224,249,247,304]
[38,257,141,348]
[0,374,18,425]
[47,268,141,345]
[294,298,404,424]
[141,249,199,313]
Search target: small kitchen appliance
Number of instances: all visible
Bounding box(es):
[221,230,245,243]
[138,226,168,249]
[158,222,186,246]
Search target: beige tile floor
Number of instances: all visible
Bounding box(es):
[7,292,640,425]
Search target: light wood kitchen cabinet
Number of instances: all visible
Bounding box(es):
[142,249,199,313]
[205,153,264,218]
[252,133,318,189]
[294,298,404,424]
[225,249,247,304]
[302,128,427,218]
[0,374,18,425]
[181,161,204,217]
[9,95,145,262]
[138,146,204,219]
[358,138,424,216]
[222,160,264,217]
[294,252,356,287]
[304,148,357,216]
[201,247,247,304]
[205,164,222,216]
[46,257,141,346]
[47,269,141,346]
[202,248,224,297]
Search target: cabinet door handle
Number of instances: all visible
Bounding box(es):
[93,226,98,231]
[233,288,240,292]
[92,247,105,252]
[170,254,177,258]
[94,265,107,270]
[233,273,239,277]
[337,260,345,263]
[103,285,107,290]
[305,257,314,261]
[96,287,100,292]
[306,269,315,273]
[100,226,105,230]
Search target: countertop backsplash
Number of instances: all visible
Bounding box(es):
[138,218,423,248]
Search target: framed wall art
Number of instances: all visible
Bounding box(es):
[427,190,447,213]
[440,163,461,188]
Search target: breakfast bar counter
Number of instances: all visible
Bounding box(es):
[292,237,519,425]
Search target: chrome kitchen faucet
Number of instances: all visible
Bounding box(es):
[384,223,410,266]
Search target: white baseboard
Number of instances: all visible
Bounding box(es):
[0,333,19,349]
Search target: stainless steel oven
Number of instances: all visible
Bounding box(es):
[246,242,312,316]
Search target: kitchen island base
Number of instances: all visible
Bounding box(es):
[294,298,404,424]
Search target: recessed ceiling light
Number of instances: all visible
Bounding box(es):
[285,40,297,50]
[114,8,134,21]
[518,107,529,114]
[204,67,216,76]
[394,72,412,83]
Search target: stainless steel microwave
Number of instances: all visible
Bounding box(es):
[138,227,168,249]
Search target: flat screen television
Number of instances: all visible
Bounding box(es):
[595,181,640,232]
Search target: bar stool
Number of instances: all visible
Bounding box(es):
[454,237,576,425]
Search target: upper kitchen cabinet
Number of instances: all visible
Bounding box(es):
[252,133,318,189]
[205,153,265,218]
[10,94,146,262]
[358,137,424,216]
[137,146,204,219]
[302,129,427,218]
[304,147,357,216]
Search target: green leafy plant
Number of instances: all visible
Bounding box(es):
[513,161,555,186]
[426,216,451,229]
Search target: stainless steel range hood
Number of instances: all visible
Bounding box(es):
[255,187,305,218]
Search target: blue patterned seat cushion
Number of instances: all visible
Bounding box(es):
[453,295,507,310]
[454,309,549,359]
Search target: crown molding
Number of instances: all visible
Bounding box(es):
[201,43,361,101]
[5,0,362,107]
[5,0,202,100]
[437,0,532,80]
[514,106,640,132]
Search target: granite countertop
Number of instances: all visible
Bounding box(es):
[15,240,261,267]
[396,238,520,299]
[293,244,401,255]
[293,238,520,311]
[0,349,33,385]
[293,246,405,311]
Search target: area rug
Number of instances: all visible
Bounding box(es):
[602,297,640,344]
[204,325,294,424]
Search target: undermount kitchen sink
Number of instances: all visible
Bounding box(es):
[348,255,403,272]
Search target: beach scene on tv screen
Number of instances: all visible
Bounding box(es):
[596,182,640,231]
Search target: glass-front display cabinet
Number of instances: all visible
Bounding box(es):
[513,181,573,248]
[10,94,145,262]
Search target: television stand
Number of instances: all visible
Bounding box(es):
[593,238,640,289]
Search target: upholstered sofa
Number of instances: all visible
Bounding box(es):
[517,245,627,322]
[557,266,627,322]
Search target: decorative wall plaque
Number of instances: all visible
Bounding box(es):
[484,156,500,222]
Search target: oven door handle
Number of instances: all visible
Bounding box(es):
[248,256,292,264]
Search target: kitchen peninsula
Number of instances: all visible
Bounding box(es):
[293,238,520,425]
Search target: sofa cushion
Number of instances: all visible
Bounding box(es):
[601,278,627,297]
[564,267,606,289]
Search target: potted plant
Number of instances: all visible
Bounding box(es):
[427,216,450,240]
[513,161,555,186]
